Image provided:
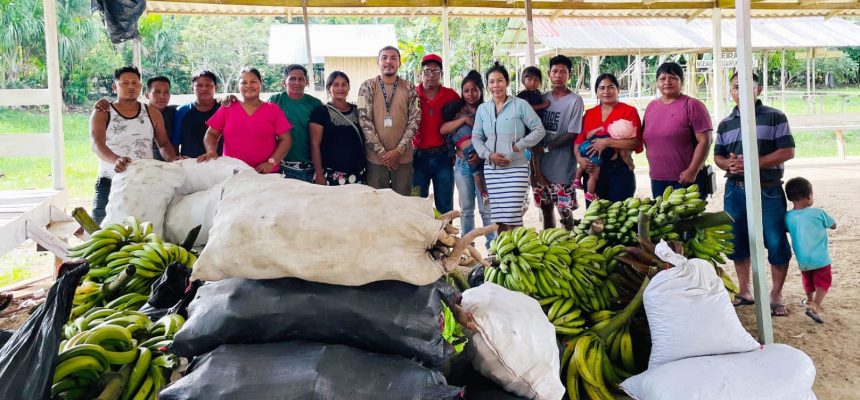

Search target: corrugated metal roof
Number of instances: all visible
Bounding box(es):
[147,1,860,19]
[498,17,860,57]
[267,24,397,64]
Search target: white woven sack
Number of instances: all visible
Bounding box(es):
[461,283,564,400]
[174,156,251,195]
[645,241,761,368]
[163,182,223,247]
[192,172,447,286]
[621,343,817,400]
[103,159,184,237]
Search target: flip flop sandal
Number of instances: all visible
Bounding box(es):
[805,308,824,323]
[770,303,789,317]
[732,295,755,307]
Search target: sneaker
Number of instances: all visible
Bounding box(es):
[572,180,584,190]
[584,192,598,202]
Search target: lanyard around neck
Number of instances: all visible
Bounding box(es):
[378,76,399,115]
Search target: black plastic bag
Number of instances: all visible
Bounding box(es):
[90,0,146,43]
[138,262,192,320]
[0,261,88,400]
[468,266,485,288]
[0,330,13,348]
[171,278,459,367]
[446,353,529,400]
[160,341,463,400]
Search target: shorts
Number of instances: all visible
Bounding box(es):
[801,265,832,293]
[532,181,578,214]
[462,144,484,176]
[578,139,602,166]
[724,183,792,266]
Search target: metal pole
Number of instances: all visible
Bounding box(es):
[735,0,774,345]
[781,49,786,110]
[133,37,142,72]
[442,4,451,87]
[590,56,600,93]
[525,0,535,66]
[43,0,64,190]
[762,51,768,102]
[301,0,316,92]
[712,9,722,120]
[635,51,642,107]
[806,50,811,114]
[812,49,817,113]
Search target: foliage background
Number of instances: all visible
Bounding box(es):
[2,0,860,105]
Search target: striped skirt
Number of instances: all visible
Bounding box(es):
[484,165,530,225]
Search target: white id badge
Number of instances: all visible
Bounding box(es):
[384,116,393,128]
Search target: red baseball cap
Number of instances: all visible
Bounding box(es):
[421,54,443,67]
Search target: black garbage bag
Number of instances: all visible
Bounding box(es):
[0,330,13,348]
[467,266,485,288]
[171,278,459,367]
[446,353,529,400]
[138,262,192,320]
[0,261,88,399]
[90,0,146,43]
[160,341,464,400]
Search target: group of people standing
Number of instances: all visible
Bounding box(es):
[90,47,836,323]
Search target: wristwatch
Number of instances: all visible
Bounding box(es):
[268,158,276,164]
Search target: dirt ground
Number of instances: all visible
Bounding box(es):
[1,157,857,399]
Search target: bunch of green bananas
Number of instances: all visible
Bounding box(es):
[686,224,735,265]
[538,296,586,336]
[53,311,184,400]
[573,185,708,246]
[561,330,634,400]
[487,228,619,313]
[68,216,197,318]
[65,294,151,339]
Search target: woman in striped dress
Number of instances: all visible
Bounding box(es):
[472,62,546,231]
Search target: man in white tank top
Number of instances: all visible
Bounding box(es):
[89,66,178,224]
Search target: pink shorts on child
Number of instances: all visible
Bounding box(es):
[801,265,832,293]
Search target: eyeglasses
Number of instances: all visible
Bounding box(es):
[422,69,442,77]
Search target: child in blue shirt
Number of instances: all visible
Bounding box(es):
[785,177,836,323]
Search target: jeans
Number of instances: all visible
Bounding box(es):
[412,149,455,213]
[723,181,792,266]
[593,162,636,202]
[454,157,497,247]
[281,166,314,183]
[92,177,112,225]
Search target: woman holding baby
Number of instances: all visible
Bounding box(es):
[575,73,643,203]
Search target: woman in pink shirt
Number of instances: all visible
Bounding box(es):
[198,67,292,173]
[642,62,712,198]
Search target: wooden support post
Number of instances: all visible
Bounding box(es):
[442,3,451,88]
[736,0,774,344]
[301,0,316,92]
[835,129,846,160]
[762,50,768,103]
[713,9,722,119]
[43,0,65,191]
[525,0,535,66]
[781,49,786,111]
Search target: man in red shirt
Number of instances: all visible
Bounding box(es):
[412,54,461,213]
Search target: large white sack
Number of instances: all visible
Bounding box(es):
[461,283,564,400]
[163,183,223,247]
[646,241,760,368]
[621,343,817,400]
[192,171,447,286]
[174,157,252,195]
[103,159,184,237]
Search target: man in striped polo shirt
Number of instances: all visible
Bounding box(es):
[714,71,795,316]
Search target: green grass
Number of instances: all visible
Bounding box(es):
[0,108,96,201]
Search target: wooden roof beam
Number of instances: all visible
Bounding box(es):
[825,9,844,18]
[686,8,707,21]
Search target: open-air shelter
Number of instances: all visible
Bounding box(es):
[5,0,860,342]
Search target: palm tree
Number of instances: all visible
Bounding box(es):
[0,0,43,86]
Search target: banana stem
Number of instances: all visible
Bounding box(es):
[637,211,655,254]
[594,276,650,342]
[674,211,735,233]
[72,207,100,234]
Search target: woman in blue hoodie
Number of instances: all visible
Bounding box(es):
[472,62,546,231]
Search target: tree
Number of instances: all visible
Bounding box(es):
[0,0,43,86]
